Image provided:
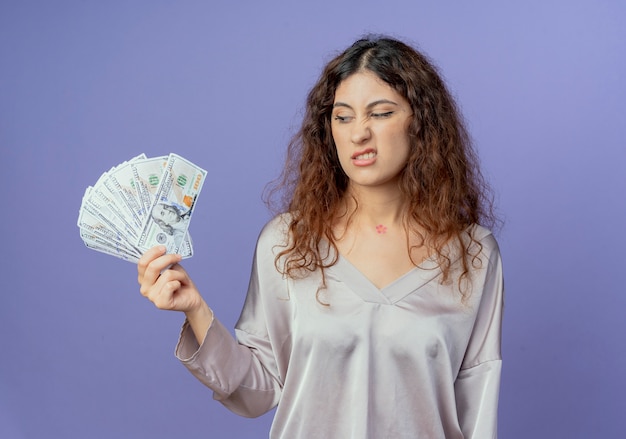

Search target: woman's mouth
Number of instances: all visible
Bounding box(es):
[353,151,376,160]
[351,150,377,166]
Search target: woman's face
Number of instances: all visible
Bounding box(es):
[331,71,413,192]
[153,205,179,225]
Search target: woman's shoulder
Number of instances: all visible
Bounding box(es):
[256,213,292,251]
[467,223,501,258]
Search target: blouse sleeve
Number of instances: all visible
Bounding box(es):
[454,233,504,438]
[174,219,291,418]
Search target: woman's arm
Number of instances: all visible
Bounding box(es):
[455,233,505,438]
[137,246,214,344]
[137,223,288,418]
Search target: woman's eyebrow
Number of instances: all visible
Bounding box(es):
[332,99,399,109]
[332,102,352,110]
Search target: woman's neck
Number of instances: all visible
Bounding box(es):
[340,184,407,231]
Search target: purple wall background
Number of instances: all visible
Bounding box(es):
[1,1,624,438]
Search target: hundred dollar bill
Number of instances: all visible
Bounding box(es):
[78,211,141,258]
[136,154,206,254]
[83,240,140,263]
[82,186,138,242]
[90,166,139,238]
[103,155,147,229]
[179,233,194,259]
[78,154,200,262]
[131,155,167,218]
[130,156,194,258]
[78,194,142,256]
[78,187,142,262]
[80,223,142,262]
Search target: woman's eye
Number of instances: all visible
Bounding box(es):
[371,111,394,119]
[333,115,352,123]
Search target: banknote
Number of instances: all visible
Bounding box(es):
[78,153,204,262]
[78,188,142,262]
[82,186,139,242]
[131,155,167,218]
[137,154,207,254]
[103,159,146,229]
[130,155,194,257]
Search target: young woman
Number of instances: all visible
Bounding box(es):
[138,35,504,438]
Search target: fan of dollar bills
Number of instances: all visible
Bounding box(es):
[77,153,207,263]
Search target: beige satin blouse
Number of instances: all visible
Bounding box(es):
[176,215,504,438]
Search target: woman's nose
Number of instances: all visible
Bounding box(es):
[350,120,371,144]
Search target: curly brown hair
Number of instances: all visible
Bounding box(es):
[265,35,498,297]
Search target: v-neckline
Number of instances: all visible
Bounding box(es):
[327,253,443,304]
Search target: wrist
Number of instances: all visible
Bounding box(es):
[185,300,212,323]
[184,301,214,345]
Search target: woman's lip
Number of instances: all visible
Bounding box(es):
[351,149,376,159]
[351,149,377,166]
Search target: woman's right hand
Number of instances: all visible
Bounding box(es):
[138,246,213,343]
[138,246,201,313]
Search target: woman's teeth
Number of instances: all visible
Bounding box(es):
[355,152,376,160]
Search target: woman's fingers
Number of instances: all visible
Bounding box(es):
[137,246,166,278]
[139,258,197,311]
[140,264,180,304]
[150,275,182,310]
[138,246,161,284]
[138,246,184,306]
[137,247,201,312]
[137,246,181,285]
